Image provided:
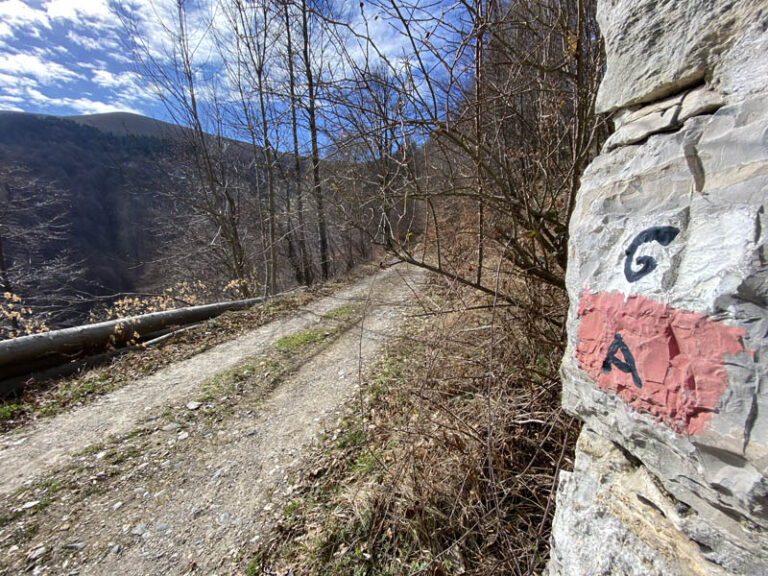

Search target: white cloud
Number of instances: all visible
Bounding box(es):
[120,0,223,67]
[66,97,138,114]
[0,93,24,103]
[45,0,113,23]
[90,68,152,106]
[77,59,107,71]
[0,0,51,31]
[66,30,113,51]
[92,69,138,89]
[0,21,14,39]
[0,2,160,116]
[24,85,141,114]
[0,71,37,89]
[0,52,83,85]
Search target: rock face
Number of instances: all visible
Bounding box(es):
[550,430,732,576]
[550,1,768,574]
[596,0,768,113]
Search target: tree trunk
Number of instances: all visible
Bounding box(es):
[301,0,330,280]
[284,0,314,286]
[258,68,277,295]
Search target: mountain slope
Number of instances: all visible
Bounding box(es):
[0,111,174,319]
[65,111,186,139]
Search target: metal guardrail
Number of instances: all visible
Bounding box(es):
[0,293,293,397]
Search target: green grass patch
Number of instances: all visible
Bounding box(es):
[194,356,281,403]
[30,478,61,513]
[0,402,29,421]
[246,551,267,576]
[194,303,361,416]
[39,373,114,417]
[283,500,302,516]
[195,302,361,411]
[276,304,360,353]
[350,449,377,476]
[335,427,366,450]
[322,304,357,321]
[275,328,328,351]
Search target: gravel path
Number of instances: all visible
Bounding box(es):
[0,264,424,575]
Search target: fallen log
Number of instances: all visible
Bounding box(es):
[0,295,271,396]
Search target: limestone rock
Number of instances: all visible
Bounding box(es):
[555,0,768,572]
[554,0,768,572]
[605,88,725,151]
[613,93,686,131]
[679,87,725,123]
[603,99,679,150]
[548,428,731,576]
[559,92,768,572]
[595,0,768,113]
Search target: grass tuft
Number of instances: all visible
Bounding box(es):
[321,304,356,320]
[275,328,328,351]
[0,402,29,421]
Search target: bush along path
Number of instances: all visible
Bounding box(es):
[0,263,426,575]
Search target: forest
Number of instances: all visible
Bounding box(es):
[2,0,607,339]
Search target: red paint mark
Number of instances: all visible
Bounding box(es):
[576,291,751,435]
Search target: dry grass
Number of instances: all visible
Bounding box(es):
[251,273,579,576]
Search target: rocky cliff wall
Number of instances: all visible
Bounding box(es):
[549,1,768,574]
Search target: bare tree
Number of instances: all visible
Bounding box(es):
[120,0,255,297]
[121,0,607,313]
[280,0,314,286]
[298,0,331,280]
[0,165,85,338]
[222,0,282,295]
[325,0,607,308]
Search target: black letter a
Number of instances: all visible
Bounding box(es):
[602,333,642,388]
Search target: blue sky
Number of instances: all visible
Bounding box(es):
[0,0,464,129]
[0,0,171,118]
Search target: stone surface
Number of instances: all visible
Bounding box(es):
[549,429,730,576]
[679,87,725,123]
[553,0,768,573]
[605,87,725,151]
[596,0,768,113]
[604,102,679,150]
[558,97,768,573]
[27,546,46,561]
[613,93,686,130]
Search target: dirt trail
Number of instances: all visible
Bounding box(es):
[0,264,424,575]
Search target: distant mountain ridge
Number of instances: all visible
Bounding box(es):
[0,109,274,328]
[0,110,186,139]
[0,110,175,322]
[64,111,187,139]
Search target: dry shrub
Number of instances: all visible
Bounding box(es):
[1,291,49,339]
[88,281,210,322]
[256,270,578,575]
